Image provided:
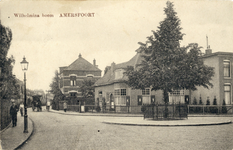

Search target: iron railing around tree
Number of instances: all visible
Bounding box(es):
[143,103,188,120]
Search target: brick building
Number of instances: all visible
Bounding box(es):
[191,49,233,105]
[59,54,101,98]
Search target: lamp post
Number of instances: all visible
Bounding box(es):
[20,56,29,133]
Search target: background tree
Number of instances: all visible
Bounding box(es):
[80,79,95,98]
[49,70,64,109]
[0,21,19,100]
[126,1,214,106]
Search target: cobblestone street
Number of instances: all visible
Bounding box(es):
[18,109,233,150]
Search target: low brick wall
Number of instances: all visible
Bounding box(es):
[0,99,12,131]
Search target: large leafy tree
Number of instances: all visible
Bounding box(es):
[0,21,19,100]
[126,1,214,104]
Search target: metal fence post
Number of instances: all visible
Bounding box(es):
[173,102,175,118]
[203,104,204,115]
[179,102,181,119]
[152,105,154,119]
[187,105,189,114]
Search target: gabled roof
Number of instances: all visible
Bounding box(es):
[61,54,101,73]
[94,50,143,87]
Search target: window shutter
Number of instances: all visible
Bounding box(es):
[138,95,142,105]
[151,95,155,104]
[126,96,130,106]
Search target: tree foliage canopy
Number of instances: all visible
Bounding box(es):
[125,1,214,103]
[80,79,95,98]
[49,70,64,102]
[0,21,20,99]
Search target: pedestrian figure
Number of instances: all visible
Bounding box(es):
[63,101,67,112]
[10,102,19,127]
[38,100,42,111]
[47,101,50,111]
[36,102,39,111]
[19,103,24,117]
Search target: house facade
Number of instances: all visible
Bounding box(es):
[191,49,233,105]
[59,54,101,98]
[94,50,177,113]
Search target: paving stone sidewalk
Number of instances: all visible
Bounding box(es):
[50,109,233,126]
[0,113,34,150]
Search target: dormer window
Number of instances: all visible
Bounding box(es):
[115,69,124,79]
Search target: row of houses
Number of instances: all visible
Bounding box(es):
[58,48,233,113]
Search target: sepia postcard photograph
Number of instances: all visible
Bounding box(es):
[0,0,233,149]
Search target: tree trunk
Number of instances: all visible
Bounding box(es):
[163,89,169,118]
[189,88,191,104]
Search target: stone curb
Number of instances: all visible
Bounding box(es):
[14,117,35,150]
[49,110,142,117]
[102,120,232,127]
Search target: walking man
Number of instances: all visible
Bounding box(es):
[10,102,19,127]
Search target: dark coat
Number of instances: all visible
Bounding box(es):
[10,105,19,115]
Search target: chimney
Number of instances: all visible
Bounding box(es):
[205,46,212,55]
[205,36,212,55]
[93,59,96,66]
[79,53,82,58]
[111,62,115,75]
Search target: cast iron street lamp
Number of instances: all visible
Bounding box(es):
[20,56,29,133]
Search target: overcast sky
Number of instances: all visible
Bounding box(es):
[1,0,233,91]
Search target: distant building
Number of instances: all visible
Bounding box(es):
[191,49,233,105]
[59,54,101,98]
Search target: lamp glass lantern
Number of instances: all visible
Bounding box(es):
[20,56,29,72]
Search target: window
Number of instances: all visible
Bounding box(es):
[114,89,126,95]
[142,88,150,104]
[224,61,230,77]
[70,93,76,97]
[224,85,231,104]
[70,80,76,86]
[169,90,185,103]
[86,74,94,80]
[142,89,150,95]
[114,89,127,105]
[70,76,76,86]
[115,96,126,105]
